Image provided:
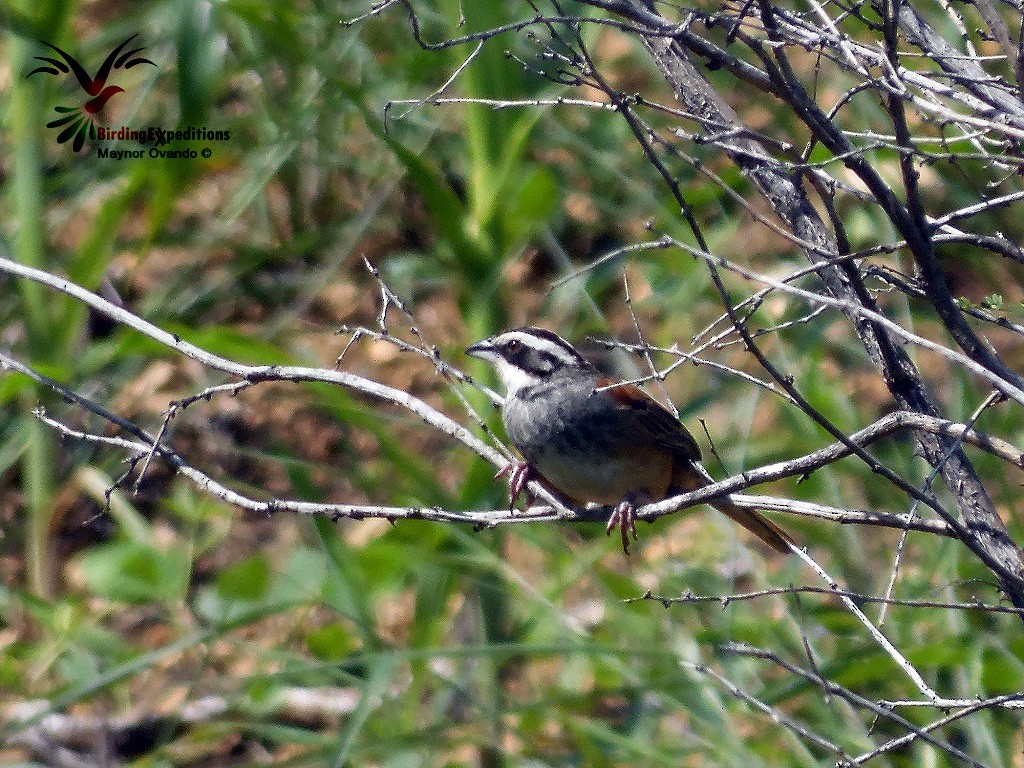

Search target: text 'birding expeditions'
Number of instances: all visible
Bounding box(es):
[95,125,231,160]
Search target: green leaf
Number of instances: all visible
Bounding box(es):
[315,517,381,649]
[270,545,328,604]
[164,323,290,365]
[77,540,190,603]
[504,165,560,243]
[217,553,272,601]
[306,622,357,661]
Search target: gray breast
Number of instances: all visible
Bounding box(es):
[502,376,629,499]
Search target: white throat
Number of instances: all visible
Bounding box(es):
[492,357,542,398]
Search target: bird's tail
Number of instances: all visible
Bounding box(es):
[671,463,793,554]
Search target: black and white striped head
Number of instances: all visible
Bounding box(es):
[466,327,594,396]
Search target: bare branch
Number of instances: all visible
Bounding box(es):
[629,586,1024,618]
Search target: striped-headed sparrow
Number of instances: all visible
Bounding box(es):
[466,327,792,554]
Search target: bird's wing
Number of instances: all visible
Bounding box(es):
[597,377,702,462]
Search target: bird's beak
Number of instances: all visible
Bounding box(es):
[465,338,495,359]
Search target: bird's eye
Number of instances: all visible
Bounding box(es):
[504,339,521,353]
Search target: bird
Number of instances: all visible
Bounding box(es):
[466,326,792,555]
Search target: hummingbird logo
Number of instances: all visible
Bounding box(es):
[28,34,156,152]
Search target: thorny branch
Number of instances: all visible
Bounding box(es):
[628,585,1024,618]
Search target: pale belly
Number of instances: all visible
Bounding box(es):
[530,444,674,504]
[503,378,674,504]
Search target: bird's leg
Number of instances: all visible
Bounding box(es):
[495,461,535,508]
[606,502,636,554]
[606,490,650,555]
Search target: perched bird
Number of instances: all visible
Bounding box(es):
[466,327,792,554]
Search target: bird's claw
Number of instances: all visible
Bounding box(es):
[607,500,638,555]
[495,461,535,507]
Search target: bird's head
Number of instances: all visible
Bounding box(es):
[466,327,593,397]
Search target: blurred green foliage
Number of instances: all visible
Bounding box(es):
[2,1,1024,766]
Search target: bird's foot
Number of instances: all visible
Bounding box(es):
[607,500,638,555]
[607,491,651,555]
[495,461,536,507]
